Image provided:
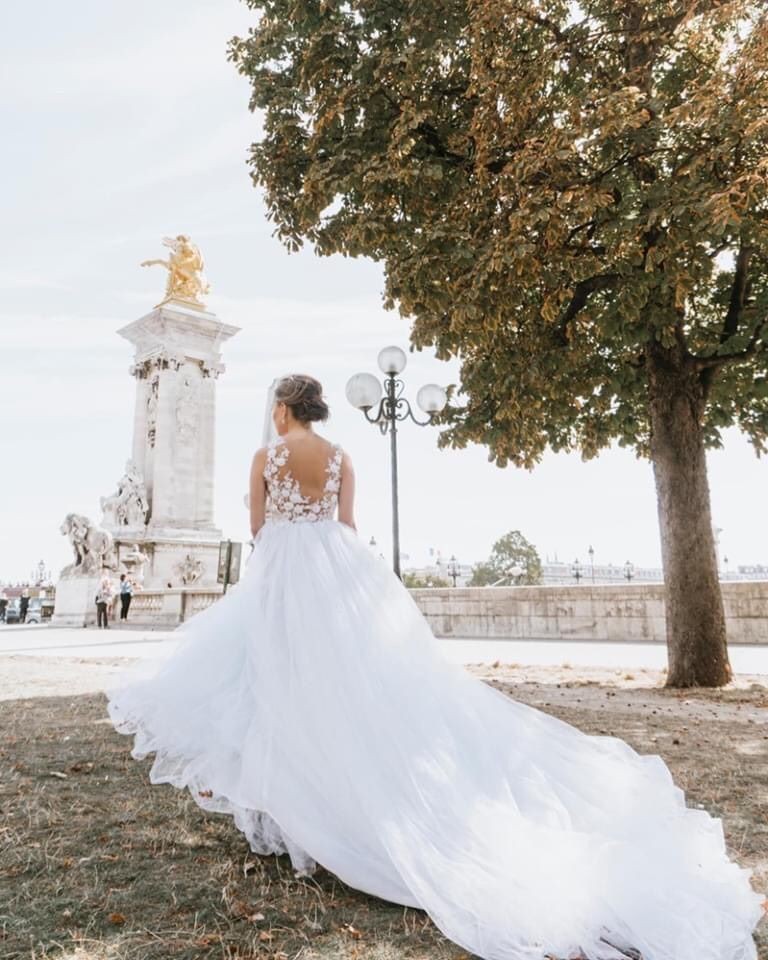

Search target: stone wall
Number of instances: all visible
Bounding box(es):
[410,582,768,644]
[118,581,768,641]
[115,587,223,627]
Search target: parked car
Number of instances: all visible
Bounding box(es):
[1,597,53,624]
[4,599,20,624]
[24,597,53,624]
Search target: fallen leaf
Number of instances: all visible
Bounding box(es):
[108,912,126,925]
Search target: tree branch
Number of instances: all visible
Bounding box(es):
[720,240,753,345]
[697,240,758,387]
[555,274,618,344]
[696,320,768,370]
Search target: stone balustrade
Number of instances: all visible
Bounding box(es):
[409,581,768,644]
[114,587,224,627]
[114,581,768,642]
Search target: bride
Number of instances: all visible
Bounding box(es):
[107,373,764,960]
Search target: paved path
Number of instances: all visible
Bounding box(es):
[1,623,767,673]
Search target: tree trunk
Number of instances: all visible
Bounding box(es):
[646,339,732,687]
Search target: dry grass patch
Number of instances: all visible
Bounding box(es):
[1,673,766,959]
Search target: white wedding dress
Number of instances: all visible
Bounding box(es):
[107,437,763,960]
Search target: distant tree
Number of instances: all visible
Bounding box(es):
[469,531,542,586]
[403,572,451,588]
[230,4,768,686]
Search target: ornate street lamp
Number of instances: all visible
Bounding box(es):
[509,563,524,585]
[572,559,583,583]
[346,347,447,578]
[624,560,634,582]
[447,554,460,588]
[588,544,595,583]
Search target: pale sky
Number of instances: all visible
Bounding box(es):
[1,0,766,584]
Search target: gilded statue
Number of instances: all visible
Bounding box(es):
[141,235,210,308]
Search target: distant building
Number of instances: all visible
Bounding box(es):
[541,562,664,585]
[402,558,768,588]
[402,561,473,587]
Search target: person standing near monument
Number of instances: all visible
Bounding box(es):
[95,575,113,629]
[118,574,133,623]
[19,589,30,624]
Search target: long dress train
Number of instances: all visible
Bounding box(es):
[106,438,764,960]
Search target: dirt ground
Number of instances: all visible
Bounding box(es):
[0,656,766,959]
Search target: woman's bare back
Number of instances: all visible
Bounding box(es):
[271,433,338,501]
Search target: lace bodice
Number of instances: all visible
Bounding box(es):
[264,439,343,523]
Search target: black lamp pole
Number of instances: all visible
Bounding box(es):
[347,349,446,580]
[361,372,436,579]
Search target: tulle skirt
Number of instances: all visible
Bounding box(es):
[106,518,764,960]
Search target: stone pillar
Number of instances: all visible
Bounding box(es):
[115,300,240,588]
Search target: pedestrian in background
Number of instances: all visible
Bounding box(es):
[119,573,133,623]
[95,576,113,629]
[19,588,30,624]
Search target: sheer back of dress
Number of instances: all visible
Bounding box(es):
[264,437,342,523]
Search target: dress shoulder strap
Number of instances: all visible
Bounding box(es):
[325,442,343,493]
[264,437,288,480]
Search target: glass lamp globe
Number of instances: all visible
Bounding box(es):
[416,383,447,415]
[377,345,407,375]
[345,373,383,410]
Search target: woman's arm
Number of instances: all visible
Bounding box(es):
[249,447,268,538]
[338,451,357,531]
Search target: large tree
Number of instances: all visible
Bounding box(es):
[230,2,768,686]
[469,530,543,586]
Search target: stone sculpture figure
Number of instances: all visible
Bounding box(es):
[121,542,149,587]
[146,375,159,448]
[175,369,198,443]
[175,553,204,585]
[60,513,118,577]
[141,235,210,308]
[101,460,150,529]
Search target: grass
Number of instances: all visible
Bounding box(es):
[1,680,766,960]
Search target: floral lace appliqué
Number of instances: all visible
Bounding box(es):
[264,440,342,523]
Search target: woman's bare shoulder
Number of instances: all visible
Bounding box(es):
[250,446,269,470]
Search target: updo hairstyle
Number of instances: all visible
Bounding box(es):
[274,374,329,423]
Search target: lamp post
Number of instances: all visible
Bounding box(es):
[447,554,460,587]
[509,563,524,585]
[572,559,583,583]
[624,560,634,582]
[588,544,595,583]
[346,347,447,579]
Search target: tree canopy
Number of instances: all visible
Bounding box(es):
[231,1,768,467]
[230,1,768,685]
[468,530,542,586]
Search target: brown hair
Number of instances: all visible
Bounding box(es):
[274,374,329,423]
